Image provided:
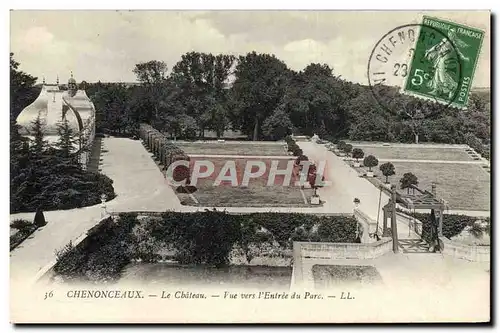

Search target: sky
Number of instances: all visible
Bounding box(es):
[10,10,491,87]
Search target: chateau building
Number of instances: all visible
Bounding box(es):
[16,74,96,169]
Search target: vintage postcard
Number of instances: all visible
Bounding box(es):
[9,10,491,323]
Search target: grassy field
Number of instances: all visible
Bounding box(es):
[372,162,490,211]
[350,145,474,161]
[176,157,317,207]
[176,141,288,156]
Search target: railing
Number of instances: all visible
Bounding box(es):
[396,212,423,236]
[353,208,381,242]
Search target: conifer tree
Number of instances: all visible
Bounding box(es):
[30,115,48,159]
[55,117,78,158]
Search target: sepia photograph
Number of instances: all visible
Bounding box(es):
[8,9,491,323]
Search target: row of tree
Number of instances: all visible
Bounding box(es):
[10,51,490,152]
[77,51,489,159]
[336,142,419,191]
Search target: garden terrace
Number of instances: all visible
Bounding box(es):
[373,162,490,211]
[175,157,317,207]
[349,143,476,162]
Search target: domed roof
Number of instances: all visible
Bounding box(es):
[16,84,95,138]
[68,72,76,84]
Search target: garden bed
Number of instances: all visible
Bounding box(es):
[10,220,38,251]
[175,157,318,207]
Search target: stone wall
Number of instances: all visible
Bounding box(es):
[353,208,381,243]
[293,238,393,261]
[291,239,393,288]
[440,237,490,262]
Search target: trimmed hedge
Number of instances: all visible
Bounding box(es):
[53,211,358,281]
[139,123,189,169]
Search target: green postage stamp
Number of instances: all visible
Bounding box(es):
[404,16,485,108]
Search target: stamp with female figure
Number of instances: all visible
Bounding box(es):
[404,16,485,108]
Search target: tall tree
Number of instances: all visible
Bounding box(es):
[232,52,290,140]
[262,104,293,140]
[170,52,235,137]
[10,53,39,122]
[29,116,48,159]
[282,63,355,138]
[133,60,168,121]
[91,83,133,134]
[55,117,78,158]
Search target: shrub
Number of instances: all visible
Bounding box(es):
[400,172,418,193]
[34,208,47,227]
[172,164,190,182]
[287,142,297,152]
[379,162,396,183]
[12,170,116,213]
[337,141,346,151]
[293,147,303,156]
[316,217,358,243]
[52,211,359,281]
[363,155,379,172]
[10,220,37,251]
[295,154,309,165]
[343,144,353,156]
[10,219,33,232]
[406,211,483,245]
[53,214,138,282]
[352,148,364,161]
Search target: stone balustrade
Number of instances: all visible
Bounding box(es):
[440,237,490,262]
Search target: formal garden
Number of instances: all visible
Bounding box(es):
[176,141,289,156]
[140,126,323,207]
[327,140,490,212]
[52,211,359,283]
[348,144,477,162]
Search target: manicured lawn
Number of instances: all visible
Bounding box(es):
[175,157,317,207]
[176,141,288,156]
[372,162,490,211]
[350,145,473,161]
